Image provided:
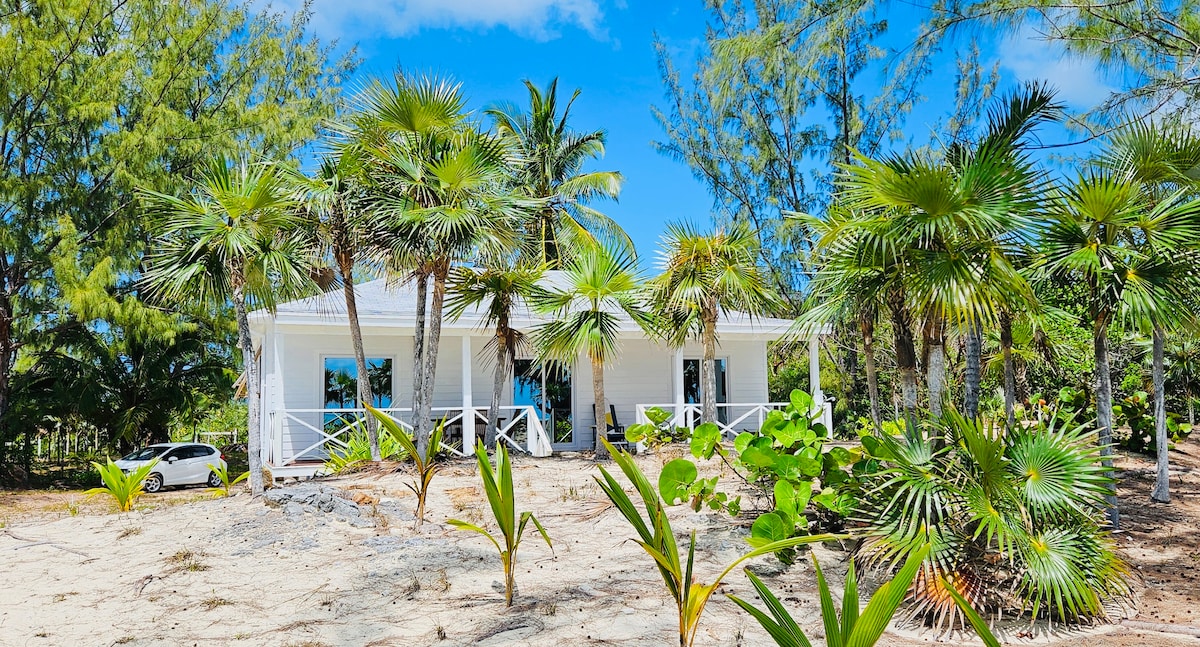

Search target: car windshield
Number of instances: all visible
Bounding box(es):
[121,446,168,461]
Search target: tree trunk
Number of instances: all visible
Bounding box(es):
[340,255,378,462]
[1001,312,1016,429]
[0,288,12,470]
[1152,326,1170,503]
[925,316,946,419]
[417,260,450,458]
[841,322,859,418]
[887,289,918,420]
[592,356,609,460]
[1095,328,1119,528]
[702,308,718,425]
[411,270,428,444]
[232,284,265,496]
[964,320,982,420]
[488,325,507,451]
[860,313,881,428]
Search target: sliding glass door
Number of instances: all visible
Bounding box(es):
[513,360,576,450]
[684,358,728,423]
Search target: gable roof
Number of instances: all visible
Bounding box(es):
[251,273,799,338]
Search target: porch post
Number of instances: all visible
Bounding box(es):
[462,334,475,455]
[809,334,831,430]
[673,347,685,426]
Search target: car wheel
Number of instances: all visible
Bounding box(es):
[206,471,222,488]
[144,473,163,493]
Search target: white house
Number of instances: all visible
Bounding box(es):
[248,274,828,478]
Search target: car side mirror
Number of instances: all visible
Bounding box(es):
[167,456,178,463]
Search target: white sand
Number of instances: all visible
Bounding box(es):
[0,454,1146,647]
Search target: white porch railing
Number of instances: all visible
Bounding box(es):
[268,405,552,468]
[634,401,833,438]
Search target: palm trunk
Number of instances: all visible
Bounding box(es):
[925,316,946,419]
[1152,326,1170,503]
[232,283,264,496]
[964,320,982,420]
[592,357,609,460]
[887,289,918,421]
[1095,327,1119,528]
[412,271,429,444]
[340,256,378,462]
[702,308,718,425]
[418,260,450,457]
[488,325,507,451]
[860,313,881,428]
[1001,312,1016,429]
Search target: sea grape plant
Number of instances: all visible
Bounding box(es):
[449,441,553,606]
[86,459,157,512]
[366,403,443,529]
[595,439,841,647]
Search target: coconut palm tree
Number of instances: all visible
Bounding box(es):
[289,148,385,461]
[648,220,776,425]
[140,156,316,495]
[352,73,528,456]
[531,246,655,459]
[447,261,546,450]
[487,78,628,265]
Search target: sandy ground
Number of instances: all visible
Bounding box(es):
[2,445,1200,647]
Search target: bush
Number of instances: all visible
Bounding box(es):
[324,423,408,474]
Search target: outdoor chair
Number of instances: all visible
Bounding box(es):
[594,404,634,453]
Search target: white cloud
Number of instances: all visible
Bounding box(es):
[998,27,1117,110]
[263,0,606,41]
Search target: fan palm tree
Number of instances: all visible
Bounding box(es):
[487,79,628,266]
[352,73,527,456]
[1165,335,1200,426]
[447,261,546,450]
[1042,171,1200,523]
[531,246,655,459]
[140,157,316,495]
[795,204,888,427]
[648,221,776,425]
[1098,120,1200,504]
[839,84,1055,421]
[289,148,385,460]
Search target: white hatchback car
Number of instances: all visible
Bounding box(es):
[115,443,227,493]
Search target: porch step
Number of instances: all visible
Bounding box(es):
[265,461,324,481]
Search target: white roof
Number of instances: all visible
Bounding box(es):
[251,273,797,338]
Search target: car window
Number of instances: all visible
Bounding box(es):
[193,445,216,457]
[121,446,168,461]
[161,448,184,460]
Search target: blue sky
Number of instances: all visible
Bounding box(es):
[266,0,1117,258]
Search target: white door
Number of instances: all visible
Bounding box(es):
[158,448,189,485]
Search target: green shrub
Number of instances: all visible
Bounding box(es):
[448,441,553,606]
[85,459,156,512]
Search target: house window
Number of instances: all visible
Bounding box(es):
[323,357,393,409]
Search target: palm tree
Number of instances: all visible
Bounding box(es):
[1099,120,1200,504]
[839,84,1056,421]
[532,246,655,459]
[1042,171,1200,522]
[352,73,527,456]
[289,148,385,461]
[447,262,546,450]
[140,157,316,495]
[796,204,888,427]
[1165,335,1200,426]
[487,78,628,265]
[648,221,776,425]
